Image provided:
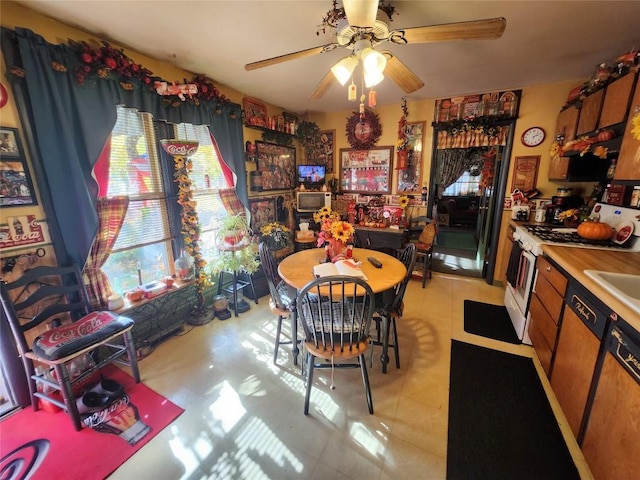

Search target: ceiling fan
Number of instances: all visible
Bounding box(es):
[244,0,506,100]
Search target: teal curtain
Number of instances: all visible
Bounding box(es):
[1,27,245,267]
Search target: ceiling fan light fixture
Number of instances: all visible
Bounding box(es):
[331,55,358,85]
[361,47,387,75]
[365,70,384,88]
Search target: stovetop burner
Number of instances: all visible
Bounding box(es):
[524,225,634,249]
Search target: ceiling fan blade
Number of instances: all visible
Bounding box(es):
[245,44,336,71]
[400,17,506,44]
[343,0,379,28]
[309,71,337,100]
[382,52,424,94]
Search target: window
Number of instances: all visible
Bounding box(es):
[99,108,230,294]
[443,171,481,197]
[101,107,173,294]
[175,124,229,262]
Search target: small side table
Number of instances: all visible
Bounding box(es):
[294,234,316,252]
[216,243,259,317]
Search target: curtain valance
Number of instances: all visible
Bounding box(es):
[1,27,247,267]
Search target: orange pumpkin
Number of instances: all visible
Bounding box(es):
[577,220,613,241]
[596,129,615,142]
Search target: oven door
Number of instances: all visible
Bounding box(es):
[504,241,537,344]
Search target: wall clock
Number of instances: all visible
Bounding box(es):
[521,126,546,147]
[346,109,382,150]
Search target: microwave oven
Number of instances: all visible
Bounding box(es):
[296,191,332,212]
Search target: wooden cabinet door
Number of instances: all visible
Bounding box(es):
[555,105,580,144]
[548,155,569,180]
[615,78,640,181]
[577,89,605,136]
[581,352,640,480]
[598,72,636,128]
[550,307,600,438]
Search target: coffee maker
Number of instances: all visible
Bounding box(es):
[545,188,583,224]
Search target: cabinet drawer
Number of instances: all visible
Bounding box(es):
[530,293,560,346]
[529,319,553,376]
[537,256,568,295]
[534,274,564,320]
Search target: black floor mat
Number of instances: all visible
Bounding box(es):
[447,340,580,480]
[464,299,520,344]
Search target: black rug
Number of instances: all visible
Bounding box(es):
[447,340,580,480]
[464,299,520,344]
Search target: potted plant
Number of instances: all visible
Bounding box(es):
[216,214,251,246]
[210,214,260,276]
[260,222,293,260]
[208,244,260,276]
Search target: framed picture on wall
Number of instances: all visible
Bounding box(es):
[255,141,296,191]
[249,196,276,231]
[0,126,38,207]
[339,147,393,194]
[511,155,540,193]
[317,130,335,173]
[396,121,425,193]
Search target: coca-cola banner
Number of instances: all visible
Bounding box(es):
[0,215,47,248]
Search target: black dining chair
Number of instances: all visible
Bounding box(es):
[0,264,140,431]
[297,275,376,415]
[371,243,417,369]
[258,242,294,364]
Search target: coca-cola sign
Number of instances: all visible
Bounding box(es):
[0,215,46,248]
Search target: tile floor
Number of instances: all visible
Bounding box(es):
[111,273,593,479]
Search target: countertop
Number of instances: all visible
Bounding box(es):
[541,245,640,332]
[508,219,640,331]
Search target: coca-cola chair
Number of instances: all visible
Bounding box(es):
[0,264,140,431]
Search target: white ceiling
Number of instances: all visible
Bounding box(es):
[14,1,640,115]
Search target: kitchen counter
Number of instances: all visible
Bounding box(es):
[541,244,640,332]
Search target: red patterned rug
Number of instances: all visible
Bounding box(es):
[0,365,183,479]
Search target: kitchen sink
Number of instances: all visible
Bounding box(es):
[583,270,640,315]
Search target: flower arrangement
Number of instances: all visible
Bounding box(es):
[313,207,354,258]
[398,195,409,209]
[173,155,209,308]
[260,222,292,251]
[313,206,340,224]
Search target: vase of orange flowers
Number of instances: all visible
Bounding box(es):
[313,207,355,262]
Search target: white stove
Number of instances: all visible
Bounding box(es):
[505,203,639,346]
[513,203,640,255]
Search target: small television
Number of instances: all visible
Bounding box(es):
[297,165,326,189]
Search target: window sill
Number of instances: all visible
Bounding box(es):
[113,279,196,314]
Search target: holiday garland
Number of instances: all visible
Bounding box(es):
[173,155,210,310]
[66,39,231,107]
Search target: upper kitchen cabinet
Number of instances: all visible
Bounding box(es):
[555,104,580,144]
[576,89,604,136]
[614,74,640,181]
[598,71,637,129]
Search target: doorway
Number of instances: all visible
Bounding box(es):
[427,134,514,282]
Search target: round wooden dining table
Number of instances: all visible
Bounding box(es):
[278,247,407,373]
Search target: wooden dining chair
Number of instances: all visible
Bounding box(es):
[297,276,376,415]
[0,264,140,431]
[413,219,437,288]
[258,242,294,364]
[371,243,417,369]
